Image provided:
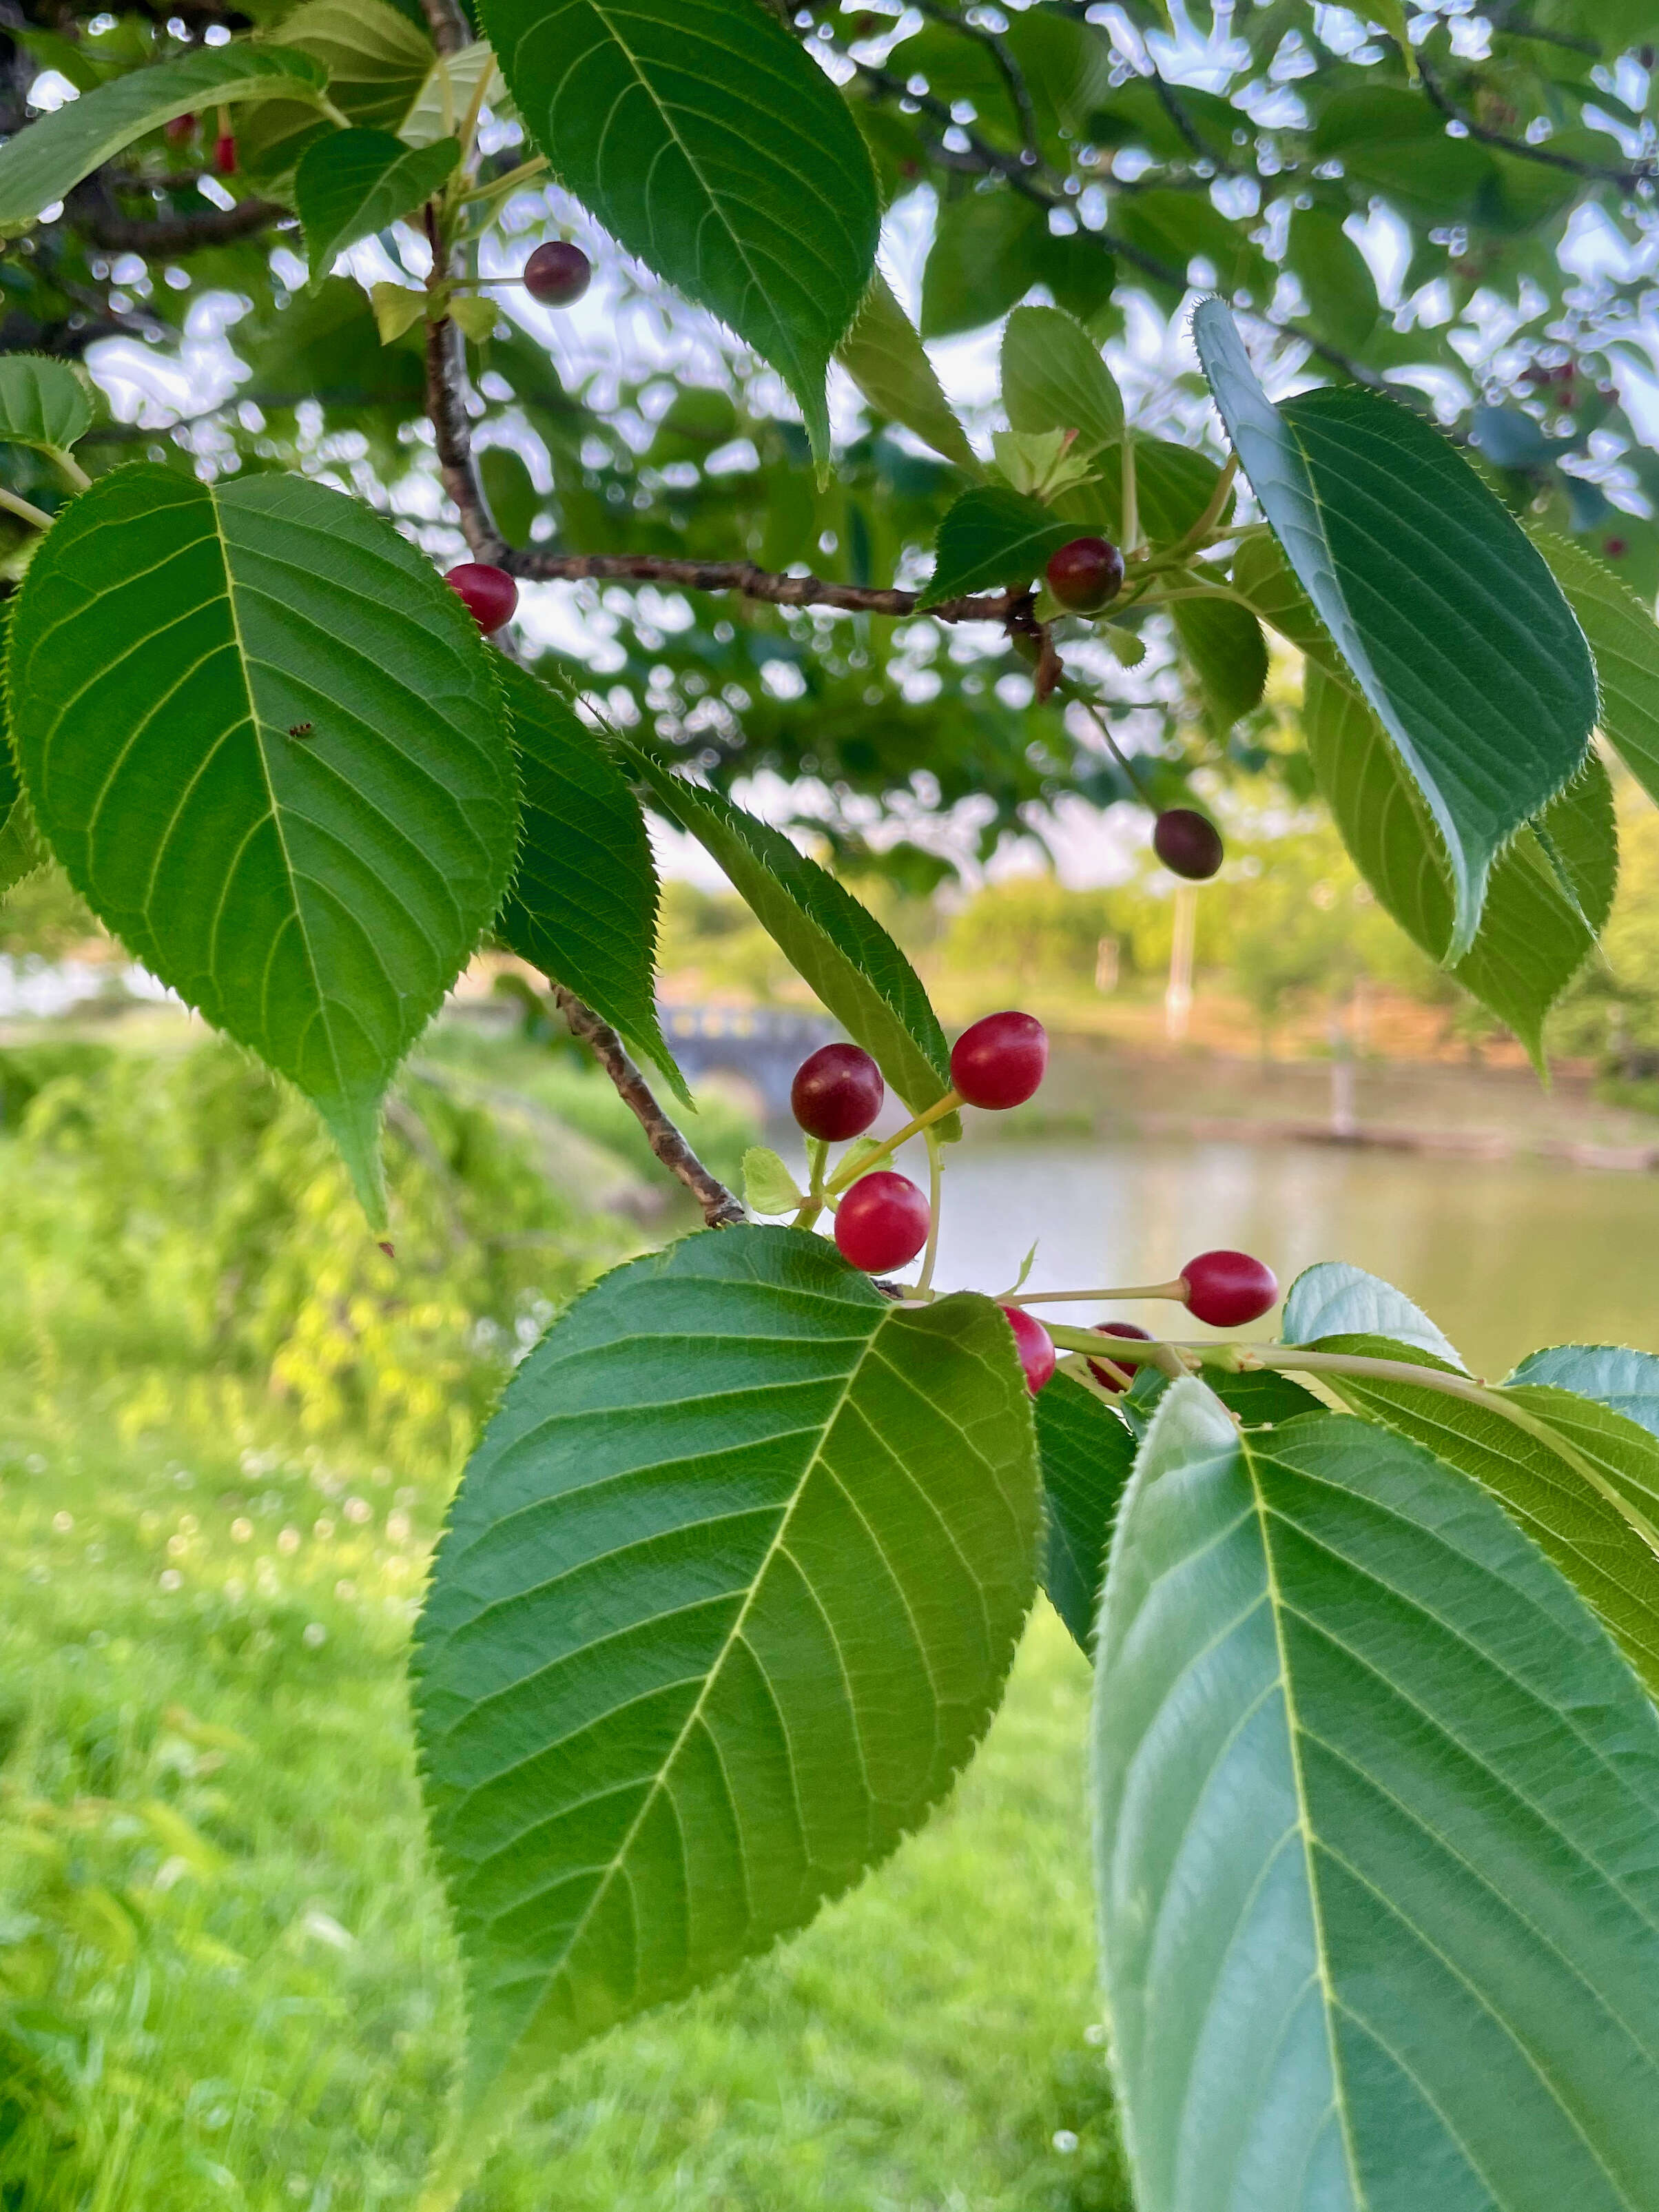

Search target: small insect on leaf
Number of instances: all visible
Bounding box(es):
[287,721,315,738]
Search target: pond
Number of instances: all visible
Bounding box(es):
[903,1136,1659,1382]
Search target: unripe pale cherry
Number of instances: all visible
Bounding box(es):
[1153,808,1224,881]
[1046,535,1125,614]
[524,240,592,307]
[1181,1249,1279,1329]
[950,1010,1048,1110]
[1087,1320,1151,1392]
[792,1043,883,1142]
[834,1171,930,1273]
[1001,1305,1056,1395]
[445,562,519,635]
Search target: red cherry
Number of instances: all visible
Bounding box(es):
[165,112,196,147]
[1001,1306,1056,1395]
[792,1043,883,1141]
[949,1011,1047,1110]
[523,241,592,307]
[1087,1320,1152,1392]
[1153,809,1224,881]
[1046,535,1124,614]
[1605,537,1629,560]
[834,1171,930,1273]
[1181,1250,1279,1329]
[214,131,236,176]
[445,562,518,635]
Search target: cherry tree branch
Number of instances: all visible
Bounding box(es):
[550,987,745,1228]
[79,192,291,254]
[1416,59,1655,190]
[501,547,1027,624]
[420,0,472,57]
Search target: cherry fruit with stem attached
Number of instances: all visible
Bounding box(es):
[950,1011,1047,1110]
[792,1043,883,1142]
[1153,808,1224,881]
[1181,1249,1278,1328]
[524,241,592,306]
[834,1171,930,1273]
[1046,536,1124,615]
[1002,1306,1057,1395]
[1088,1320,1151,1391]
[446,562,519,636]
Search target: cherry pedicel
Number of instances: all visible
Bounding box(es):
[1046,535,1125,615]
[1153,808,1224,881]
[834,1171,930,1273]
[1180,1249,1278,1329]
[445,562,519,635]
[1088,1320,1151,1391]
[950,1010,1047,1110]
[792,1043,883,1142]
[1001,1305,1056,1395]
[523,240,592,307]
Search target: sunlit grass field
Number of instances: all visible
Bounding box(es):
[0,1401,1127,2211]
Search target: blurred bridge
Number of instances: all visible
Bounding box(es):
[659,1003,836,1119]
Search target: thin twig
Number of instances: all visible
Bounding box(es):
[914,0,1041,168]
[502,548,1028,624]
[80,193,291,254]
[1417,59,1653,190]
[552,987,745,1227]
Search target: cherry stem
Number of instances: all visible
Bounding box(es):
[1041,1329,1659,1562]
[792,1139,829,1232]
[916,1130,945,1296]
[1003,1280,1188,1306]
[0,485,54,531]
[822,1088,961,1194]
[1070,690,1155,808]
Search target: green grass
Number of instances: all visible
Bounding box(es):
[0,1399,1129,2212]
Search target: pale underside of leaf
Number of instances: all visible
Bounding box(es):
[1195,300,1596,957]
[1097,1380,1659,2212]
[413,1227,1038,2151]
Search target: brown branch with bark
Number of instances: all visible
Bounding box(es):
[551,987,745,1228]
[79,192,290,255]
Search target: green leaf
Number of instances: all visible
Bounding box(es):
[1096,1380,1659,2212]
[0,356,91,458]
[1035,1373,1135,1651]
[1311,1340,1659,1702]
[477,447,539,548]
[919,190,1045,340]
[480,0,880,469]
[1230,529,1349,685]
[1284,203,1380,351]
[625,748,958,1131]
[1194,299,1598,957]
[741,1145,803,1215]
[0,799,41,900]
[400,39,503,151]
[920,485,1084,608]
[1532,529,1659,809]
[271,0,437,133]
[8,465,517,1227]
[1000,305,1122,455]
[835,272,977,472]
[369,280,427,345]
[1171,595,1267,731]
[449,293,502,344]
[295,128,461,288]
[1304,664,1616,1060]
[1507,1344,1659,1440]
[1112,189,1272,302]
[0,47,331,230]
[492,659,684,1097]
[413,1226,1038,2158]
[1281,1258,1465,1363]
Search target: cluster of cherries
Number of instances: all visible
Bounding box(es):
[790,1015,1277,1395]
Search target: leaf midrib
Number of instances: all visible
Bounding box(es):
[491,1295,900,2057]
[1239,1431,1370,2212]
